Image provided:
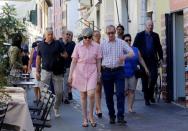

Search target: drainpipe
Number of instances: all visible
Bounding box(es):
[115,0,120,24]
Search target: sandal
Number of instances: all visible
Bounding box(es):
[89,120,97,127]
[82,120,88,127]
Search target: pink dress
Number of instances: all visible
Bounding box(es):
[71,41,102,92]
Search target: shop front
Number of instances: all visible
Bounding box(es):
[162,0,188,107]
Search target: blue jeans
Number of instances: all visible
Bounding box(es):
[101,68,125,119]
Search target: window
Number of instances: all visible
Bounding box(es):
[146,0,153,20]
[146,11,153,20]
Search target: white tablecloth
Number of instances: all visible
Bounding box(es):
[2,87,34,131]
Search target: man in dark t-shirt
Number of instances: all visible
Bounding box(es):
[36,27,67,117]
[59,30,75,103]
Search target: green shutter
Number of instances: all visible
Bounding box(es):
[30,10,37,25]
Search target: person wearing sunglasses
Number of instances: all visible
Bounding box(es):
[68,28,102,127]
[36,27,68,117]
[100,25,134,124]
[92,30,103,118]
[59,30,76,104]
[66,30,76,101]
[122,34,149,113]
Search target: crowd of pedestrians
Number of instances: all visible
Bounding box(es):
[8,19,163,127]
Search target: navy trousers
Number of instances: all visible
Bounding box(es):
[142,63,158,101]
[101,68,125,119]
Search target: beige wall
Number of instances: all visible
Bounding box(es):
[155,0,170,38]
[37,0,50,35]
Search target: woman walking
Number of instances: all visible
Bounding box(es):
[28,37,43,102]
[8,33,26,81]
[92,30,102,118]
[68,28,102,127]
[123,34,149,113]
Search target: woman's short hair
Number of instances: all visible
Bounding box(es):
[122,34,132,40]
[12,33,22,49]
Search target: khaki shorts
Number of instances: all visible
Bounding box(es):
[31,67,40,87]
[125,76,137,91]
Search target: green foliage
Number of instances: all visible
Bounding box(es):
[0,3,26,88]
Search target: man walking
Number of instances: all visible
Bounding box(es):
[116,24,125,39]
[133,19,163,105]
[60,30,75,103]
[36,27,67,117]
[100,25,134,124]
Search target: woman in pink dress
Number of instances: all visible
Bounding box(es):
[68,28,102,127]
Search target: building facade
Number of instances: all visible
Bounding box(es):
[160,0,188,107]
[0,0,52,46]
[78,0,128,36]
[50,0,64,39]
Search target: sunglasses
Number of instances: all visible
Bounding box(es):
[107,32,115,35]
[83,36,92,39]
[66,33,71,36]
[125,39,131,42]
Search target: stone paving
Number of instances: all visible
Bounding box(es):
[37,89,188,131]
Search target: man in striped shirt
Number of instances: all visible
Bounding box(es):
[100,25,134,124]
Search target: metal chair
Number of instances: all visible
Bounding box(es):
[30,90,52,119]
[33,94,56,131]
[29,82,49,112]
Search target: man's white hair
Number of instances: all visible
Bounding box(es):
[145,18,153,25]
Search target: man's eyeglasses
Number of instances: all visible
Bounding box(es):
[66,33,71,36]
[107,32,115,35]
[125,39,131,42]
[83,36,92,39]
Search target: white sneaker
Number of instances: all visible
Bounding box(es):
[53,107,61,117]
[47,114,51,120]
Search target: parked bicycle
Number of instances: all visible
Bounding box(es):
[154,69,162,102]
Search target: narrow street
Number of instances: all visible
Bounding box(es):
[30,89,188,131]
[1,0,188,131]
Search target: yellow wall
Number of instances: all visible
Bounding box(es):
[155,0,170,37]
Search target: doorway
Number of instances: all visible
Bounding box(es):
[173,11,185,104]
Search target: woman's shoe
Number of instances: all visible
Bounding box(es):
[96,112,102,118]
[89,120,97,127]
[82,120,88,127]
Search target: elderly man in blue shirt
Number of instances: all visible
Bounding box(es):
[133,19,163,105]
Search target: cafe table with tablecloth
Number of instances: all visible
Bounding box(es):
[0,87,34,131]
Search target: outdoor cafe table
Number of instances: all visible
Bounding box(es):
[0,87,34,131]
